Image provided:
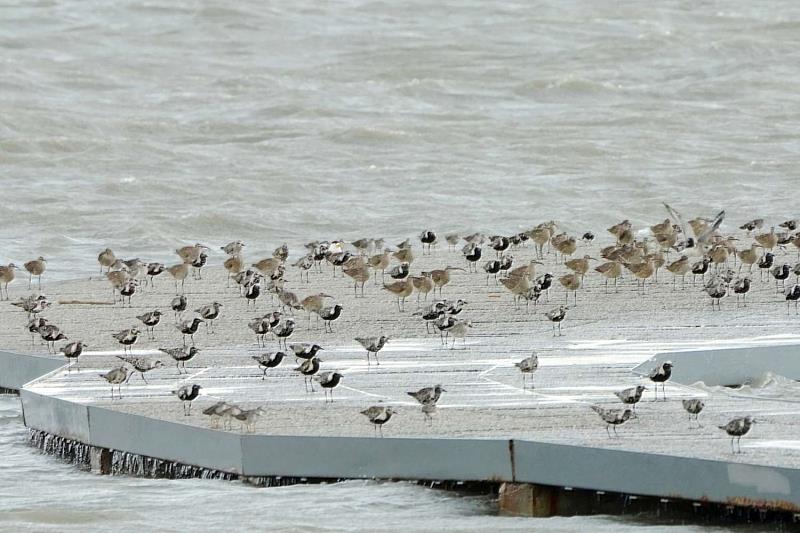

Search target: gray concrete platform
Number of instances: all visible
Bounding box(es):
[3,234,800,511]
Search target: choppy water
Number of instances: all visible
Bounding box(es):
[2,0,799,529]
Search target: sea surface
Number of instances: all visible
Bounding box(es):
[1,0,799,530]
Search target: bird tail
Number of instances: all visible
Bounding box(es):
[590,405,603,415]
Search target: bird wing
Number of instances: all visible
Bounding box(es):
[663,203,689,241]
[696,210,725,244]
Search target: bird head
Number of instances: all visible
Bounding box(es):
[155,360,165,368]
[663,361,673,369]
[312,344,324,351]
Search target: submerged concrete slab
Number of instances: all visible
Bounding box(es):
[0,350,64,391]
[633,344,800,386]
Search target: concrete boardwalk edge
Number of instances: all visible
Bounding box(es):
[3,348,800,511]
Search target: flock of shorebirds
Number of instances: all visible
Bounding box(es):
[3,204,797,449]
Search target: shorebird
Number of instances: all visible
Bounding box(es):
[295,357,322,392]
[315,371,343,402]
[317,304,343,333]
[490,235,511,257]
[244,279,261,307]
[273,243,289,261]
[626,257,655,294]
[739,219,764,233]
[411,273,434,302]
[528,224,553,259]
[564,255,596,281]
[383,278,414,311]
[649,361,672,400]
[785,285,800,314]
[361,406,396,436]
[594,261,622,293]
[12,294,49,318]
[219,404,244,430]
[177,317,204,346]
[666,256,691,290]
[355,335,389,366]
[251,351,285,379]
[276,287,300,313]
[552,234,577,262]
[111,327,139,354]
[144,262,165,287]
[24,257,47,289]
[463,244,482,272]
[221,240,245,256]
[614,385,646,412]
[719,416,755,454]
[170,294,187,320]
[771,264,790,292]
[98,248,116,273]
[343,264,370,298]
[367,249,391,283]
[736,243,761,273]
[38,324,66,353]
[328,251,354,277]
[172,384,202,416]
[515,353,539,389]
[420,230,437,254]
[176,243,208,264]
[248,315,271,347]
[591,405,633,437]
[290,343,324,360]
[446,319,472,349]
[60,341,87,372]
[350,238,373,256]
[292,254,314,283]
[755,227,778,251]
[691,256,711,284]
[99,366,128,400]
[299,293,333,328]
[445,234,460,251]
[234,407,266,433]
[407,385,445,407]
[135,310,162,340]
[252,257,282,277]
[733,277,751,307]
[203,401,230,428]
[223,255,244,286]
[196,302,223,334]
[663,204,725,255]
[427,266,465,297]
[757,252,774,281]
[682,399,705,428]
[558,273,581,304]
[159,346,200,373]
[119,279,138,307]
[116,355,164,384]
[545,305,568,336]
[0,263,19,300]
[483,259,502,285]
[412,301,448,333]
[167,263,189,293]
[273,318,295,348]
[705,278,727,310]
[106,269,130,303]
[388,262,410,280]
[391,247,414,265]
[608,219,632,240]
[26,317,48,345]
[780,219,798,231]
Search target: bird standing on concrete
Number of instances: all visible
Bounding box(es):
[315,371,343,403]
[60,341,88,372]
[99,366,128,400]
[177,317,204,346]
[719,416,755,454]
[355,335,389,366]
[515,353,539,389]
[252,351,285,379]
[158,346,200,374]
[295,357,322,392]
[545,306,568,337]
[0,263,19,300]
[614,385,646,412]
[682,399,705,428]
[649,361,673,401]
[591,405,633,437]
[116,355,164,384]
[112,327,139,354]
[196,302,223,334]
[172,384,202,415]
[361,406,396,437]
[136,310,162,340]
